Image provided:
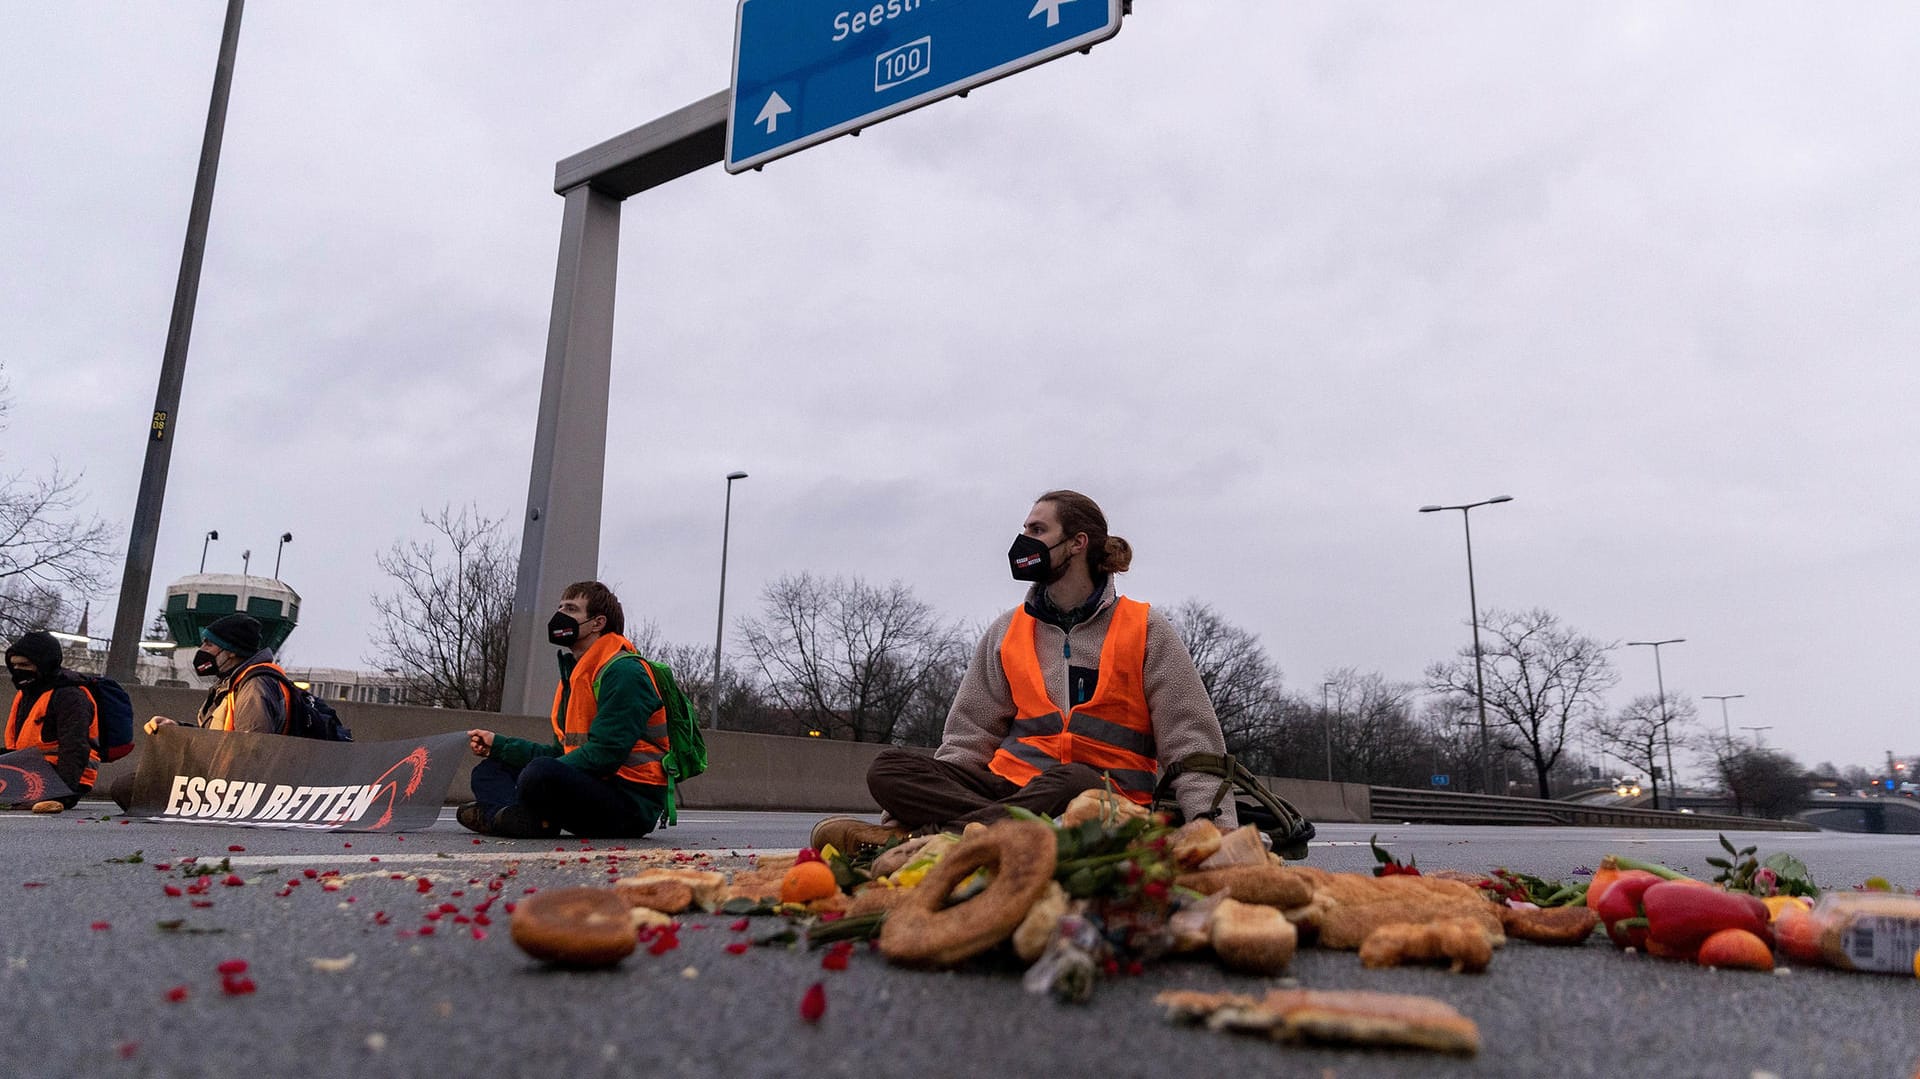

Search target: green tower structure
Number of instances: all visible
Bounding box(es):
[162,573,301,651]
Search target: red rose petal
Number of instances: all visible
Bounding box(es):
[799,982,827,1023]
[725,941,751,955]
[416,878,432,894]
[303,869,318,879]
[470,927,487,941]
[418,924,435,936]
[220,975,256,996]
[217,959,248,975]
[165,986,189,1003]
[164,885,183,897]
[117,1042,138,1059]
[221,874,244,887]
[190,900,214,908]
[729,918,751,932]
[821,941,852,971]
[227,845,245,852]
[90,921,111,931]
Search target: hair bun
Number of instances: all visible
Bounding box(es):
[1101,536,1133,574]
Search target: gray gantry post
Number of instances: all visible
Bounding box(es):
[499,92,729,716]
[106,0,245,682]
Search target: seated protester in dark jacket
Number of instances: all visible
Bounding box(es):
[459,581,669,839]
[148,614,290,735]
[111,613,290,812]
[4,630,101,813]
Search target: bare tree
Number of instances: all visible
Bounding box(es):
[1321,668,1422,785]
[739,573,965,744]
[1426,607,1617,798]
[0,366,116,636]
[1715,745,1812,819]
[1594,693,1700,810]
[1166,599,1286,772]
[366,505,514,711]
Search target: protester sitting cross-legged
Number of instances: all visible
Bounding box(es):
[810,490,1240,857]
[459,581,669,840]
[109,613,292,811]
[4,630,102,813]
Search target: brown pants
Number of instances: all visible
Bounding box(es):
[867,747,1106,831]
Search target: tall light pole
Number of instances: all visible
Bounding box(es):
[105,0,245,684]
[1627,638,1684,810]
[1740,725,1772,747]
[1419,495,1513,795]
[709,470,748,730]
[273,532,293,579]
[198,530,219,573]
[1702,693,1744,742]
[1321,680,1336,782]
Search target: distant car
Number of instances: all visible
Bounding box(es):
[1900,782,1918,798]
[1810,789,1838,799]
[1614,783,1642,797]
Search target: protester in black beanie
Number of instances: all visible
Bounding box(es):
[5,629,97,812]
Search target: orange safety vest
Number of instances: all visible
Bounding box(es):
[988,597,1159,805]
[549,633,670,788]
[205,661,292,732]
[5,685,100,790]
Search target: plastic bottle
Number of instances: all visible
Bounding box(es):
[1811,891,1920,974]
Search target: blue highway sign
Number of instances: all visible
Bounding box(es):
[727,0,1124,173]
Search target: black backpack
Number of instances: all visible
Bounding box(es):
[234,667,353,741]
[1151,752,1316,861]
[52,672,136,761]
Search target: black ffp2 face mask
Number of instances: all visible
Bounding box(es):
[192,648,221,677]
[1008,533,1068,583]
[8,667,40,690]
[548,610,589,647]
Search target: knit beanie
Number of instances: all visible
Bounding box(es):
[5,630,64,676]
[202,614,263,655]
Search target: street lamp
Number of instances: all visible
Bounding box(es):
[1321,680,1336,782]
[1419,494,1513,794]
[1702,693,1744,742]
[710,470,748,730]
[1627,638,1685,810]
[273,532,293,579]
[1740,725,1773,747]
[199,530,219,573]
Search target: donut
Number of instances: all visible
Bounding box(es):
[878,819,1057,968]
[509,887,637,969]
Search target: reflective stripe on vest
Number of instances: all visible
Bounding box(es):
[987,597,1158,804]
[548,633,670,787]
[208,662,292,733]
[5,687,100,790]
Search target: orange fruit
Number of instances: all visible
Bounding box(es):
[1696,927,1774,972]
[780,860,839,904]
[1773,907,1824,965]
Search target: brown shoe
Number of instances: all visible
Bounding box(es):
[808,816,907,855]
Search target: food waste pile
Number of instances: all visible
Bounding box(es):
[505,792,1920,1060]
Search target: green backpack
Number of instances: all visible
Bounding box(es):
[598,652,708,826]
[642,657,707,826]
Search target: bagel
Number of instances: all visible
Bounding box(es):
[878,819,1057,968]
[509,887,637,969]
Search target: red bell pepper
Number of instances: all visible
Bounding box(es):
[1641,881,1772,960]
[1593,869,1666,950]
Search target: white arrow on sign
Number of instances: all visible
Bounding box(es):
[1028,0,1077,29]
[755,92,792,134]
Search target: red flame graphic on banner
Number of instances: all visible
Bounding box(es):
[0,764,46,804]
[362,745,432,831]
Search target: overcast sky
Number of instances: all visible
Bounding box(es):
[5,2,1916,780]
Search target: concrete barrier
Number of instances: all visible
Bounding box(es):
[95,689,1363,824]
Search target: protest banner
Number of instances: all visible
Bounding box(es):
[124,726,468,831]
[0,748,75,805]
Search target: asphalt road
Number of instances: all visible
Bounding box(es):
[1,809,1915,1079]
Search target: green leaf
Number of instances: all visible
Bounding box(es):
[1705,857,1731,869]
[1718,834,1738,855]
[105,850,144,864]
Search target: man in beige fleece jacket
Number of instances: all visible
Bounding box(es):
[811,491,1239,854]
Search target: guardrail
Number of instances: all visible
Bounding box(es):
[1369,785,1814,831]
